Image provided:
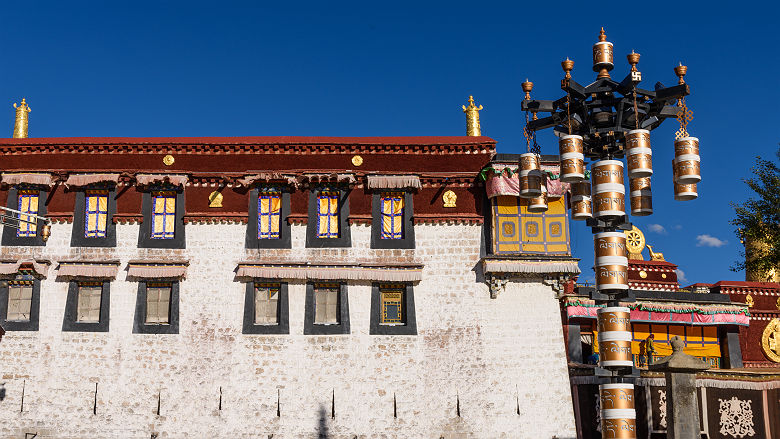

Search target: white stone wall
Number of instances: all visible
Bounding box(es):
[0,221,576,438]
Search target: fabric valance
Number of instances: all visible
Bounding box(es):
[57,261,120,279]
[482,258,581,275]
[135,174,189,187]
[127,261,188,280]
[235,262,423,282]
[1,172,54,187]
[0,259,50,277]
[564,298,750,326]
[299,173,356,186]
[484,164,570,199]
[366,175,422,190]
[236,173,298,188]
[64,173,121,188]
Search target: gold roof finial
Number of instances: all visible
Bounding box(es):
[561,58,574,79]
[674,62,688,85]
[462,95,483,137]
[521,79,534,100]
[13,98,31,139]
[627,50,640,72]
[598,27,607,42]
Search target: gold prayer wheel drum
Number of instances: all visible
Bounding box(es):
[571,195,592,220]
[599,339,633,367]
[625,129,650,150]
[601,409,637,438]
[592,184,626,218]
[674,136,699,156]
[527,186,548,213]
[599,384,635,410]
[591,160,624,186]
[626,130,653,179]
[559,135,584,154]
[594,232,627,259]
[673,154,701,184]
[630,190,652,216]
[597,306,631,332]
[629,177,651,192]
[519,152,540,172]
[595,256,628,290]
[672,159,698,200]
[519,170,543,198]
[560,153,585,182]
[593,41,614,71]
[571,181,591,197]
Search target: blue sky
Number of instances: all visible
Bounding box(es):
[1,2,777,285]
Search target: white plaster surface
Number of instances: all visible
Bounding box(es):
[0,222,576,438]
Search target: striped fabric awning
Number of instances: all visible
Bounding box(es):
[127,261,189,280]
[64,173,121,188]
[564,298,750,326]
[57,261,120,279]
[235,262,423,282]
[1,172,54,187]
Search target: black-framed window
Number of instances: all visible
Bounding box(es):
[71,187,117,247]
[306,187,351,248]
[370,283,417,335]
[246,188,292,249]
[138,186,185,249]
[133,281,179,334]
[304,282,350,335]
[242,281,289,334]
[2,186,48,247]
[371,191,415,249]
[62,280,110,332]
[0,274,41,331]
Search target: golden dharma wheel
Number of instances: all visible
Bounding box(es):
[625,226,645,255]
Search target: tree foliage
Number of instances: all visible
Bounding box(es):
[731,148,780,276]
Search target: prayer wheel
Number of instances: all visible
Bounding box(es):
[674,136,699,156]
[519,170,543,198]
[594,232,627,259]
[571,195,592,220]
[601,409,637,438]
[519,152,540,172]
[599,383,635,410]
[591,160,623,186]
[595,256,628,290]
[571,181,591,197]
[593,41,614,71]
[599,331,633,367]
[673,154,701,184]
[592,184,625,218]
[597,306,631,332]
[625,130,652,178]
[629,177,652,216]
[527,185,548,213]
[672,159,698,201]
[559,135,586,183]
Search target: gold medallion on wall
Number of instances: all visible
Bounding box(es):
[443,190,457,208]
[761,318,780,363]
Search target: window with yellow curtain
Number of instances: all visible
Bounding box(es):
[84,190,109,238]
[17,190,39,237]
[151,191,176,239]
[258,192,281,239]
[317,191,339,238]
[380,192,404,239]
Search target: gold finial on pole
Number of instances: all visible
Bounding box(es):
[462,95,483,136]
[12,98,31,138]
[598,27,607,42]
[521,79,534,100]
[561,58,574,80]
[674,63,688,85]
[627,50,640,72]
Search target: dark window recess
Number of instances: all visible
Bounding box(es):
[371,192,414,249]
[306,188,351,248]
[304,282,350,335]
[71,187,117,247]
[0,274,41,331]
[242,281,289,334]
[62,281,110,332]
[246,188,292,249]
[2,187,48,247]
[138,188,185,249]
[132,281,179,334]
[370,283,417,335]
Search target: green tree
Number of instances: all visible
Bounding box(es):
[731,147,780,277]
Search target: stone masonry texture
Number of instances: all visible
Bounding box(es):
[0,222,576,438]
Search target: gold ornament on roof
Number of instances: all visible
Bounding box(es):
[13,98,31,138]
[462,96,483,137]
[163,155,175,166]
[443,190,457,208]
[776,297,780,311]
[208,191,223,208]
[761,318,780,363]
[351,155,363,166]
[646,245,666,261]
[745,294,754,308]
[626,226,645,260]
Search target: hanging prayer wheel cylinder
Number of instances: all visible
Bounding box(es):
[560,152,585,182]
[673,159,698,201]
[591,160,624,186]
[599,384,635,410]
[571,181,591,197]
[527,187,548,213]
[625,129,650,150]
[673,154,701,184]
[601,409,637,438]
[594,232,627,259]
[598,330,634,368]
[571,196,592,220]
[592,183,626,218]
[559,134,584,155]
[595,256,628,290]
[625,130,653,178]
[629,177,652,216]
[519,152,540,172]
[593,41,614,71]
[597,306,631,332]
[674,136,699,156]
[518,170,543,198]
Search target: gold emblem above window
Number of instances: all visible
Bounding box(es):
[761,318,780,363]
[443,190,457,208]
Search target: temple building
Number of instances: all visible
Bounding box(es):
[0,98,580,438]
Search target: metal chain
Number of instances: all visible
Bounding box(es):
[632,88,640,130]
[523,110,531,153]
[675,97,693,139]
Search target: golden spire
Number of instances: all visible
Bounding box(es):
[13,98,31,138]
[462,95,483,136]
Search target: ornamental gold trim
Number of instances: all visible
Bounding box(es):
[761,318,780,363]
[443,190,457,208]
[163,154,175,166]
